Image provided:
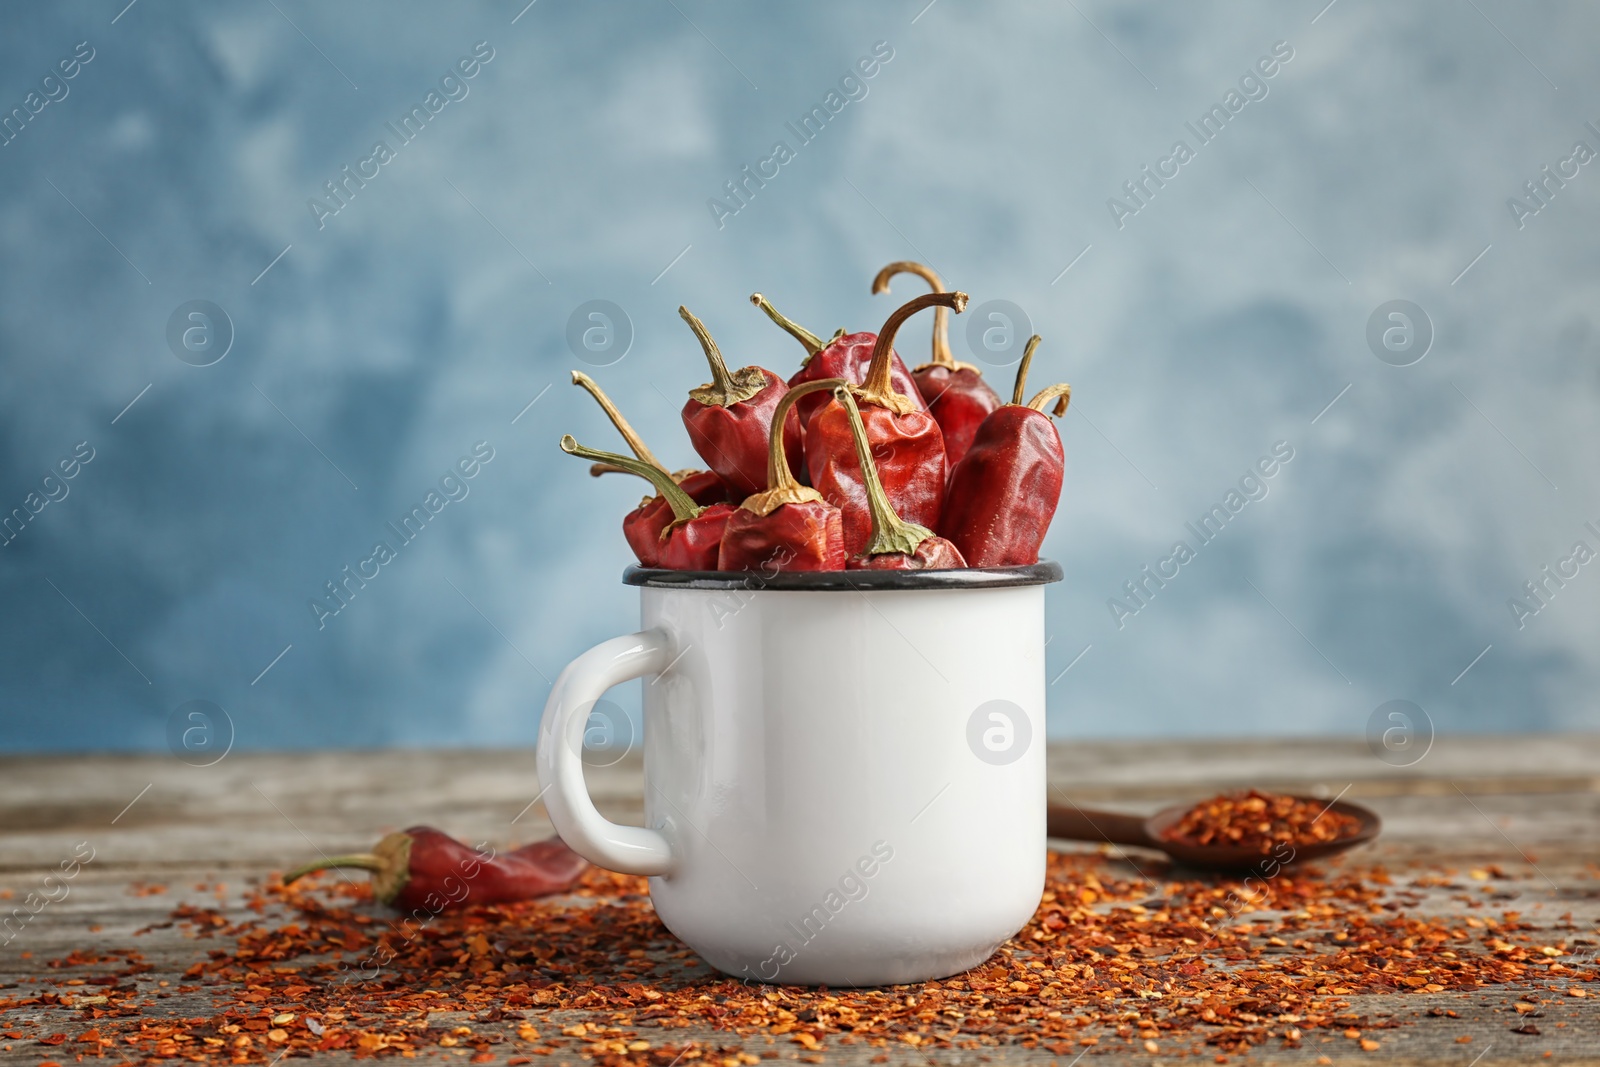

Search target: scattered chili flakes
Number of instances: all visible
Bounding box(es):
[0,852,1592,1066]
[1161,790,1363,851]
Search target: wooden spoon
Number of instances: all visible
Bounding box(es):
[1046,795,1381,872]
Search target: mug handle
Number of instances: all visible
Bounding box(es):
[536,629,676,877]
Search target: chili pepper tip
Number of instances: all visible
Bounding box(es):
[871,260,946,296]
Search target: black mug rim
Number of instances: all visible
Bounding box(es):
[623,560,1062,592]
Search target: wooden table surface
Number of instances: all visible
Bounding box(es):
[2,736,1597,1065]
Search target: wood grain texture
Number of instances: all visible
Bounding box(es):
[1,737,1597,1065]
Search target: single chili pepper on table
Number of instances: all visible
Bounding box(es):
[804,291,966,556]
[571,371,728,565]
[749,292,927,430]
[677,306,803,499]
[562,435,734,569]
[871,261,1001,467]
[833,386,966,571]
[940,334,1072,567]
[282,827,587,912]
[716,378,850,572]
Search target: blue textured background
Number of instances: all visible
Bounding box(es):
[3,0,1597,751]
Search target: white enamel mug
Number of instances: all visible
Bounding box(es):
[536,562,1060,987]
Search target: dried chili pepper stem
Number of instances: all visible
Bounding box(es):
[589,462,700,484]
[1009,335,1040,406]
[835,386,936,557]
[560,436,701,528]
[1029,382,1073,415]
[1011,335,1072,415]
[571,370,666,469]
[741,378,847,517]
[572,371,710,492]
[858,291,968,413]
[283,831,413,904]
[568,373,729,564]
[680,306,765,406]
[749,292,826,357]
[283,853,382,878]
[781,295,928,424]
[870,261,978,373]
[880,265,998,467]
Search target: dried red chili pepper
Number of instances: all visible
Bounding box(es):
[571,372,728,566]
[804,292,965,556]
[750,292,927,430]
[833,387,965,571]
[282,827,586,912]
[677,306,803,500]
[561,435,733,570]
[872,261,1001,467]
[717,378,849,572]
[612,480,713,568]
[941,335,1071,567]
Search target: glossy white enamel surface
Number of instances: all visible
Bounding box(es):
[538,582,1046,987]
